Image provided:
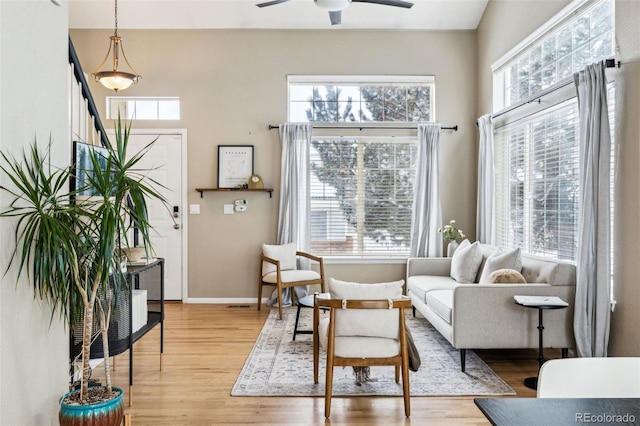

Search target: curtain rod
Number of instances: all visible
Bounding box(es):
[268,124,458,131]
[490,59,621,122]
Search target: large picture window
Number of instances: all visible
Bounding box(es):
[288,75,434,257]
[492,0,615,261]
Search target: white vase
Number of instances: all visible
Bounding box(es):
[447,240,459,257]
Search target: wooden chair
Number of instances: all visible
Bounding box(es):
[313,293,412,418]
[258,243,325,320]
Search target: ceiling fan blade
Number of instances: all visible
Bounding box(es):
[256,0,291,8]
[329,10,342,25]
[352,0,413,8]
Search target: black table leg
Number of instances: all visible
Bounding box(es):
[293,303,302,341]
[524,308,544,390]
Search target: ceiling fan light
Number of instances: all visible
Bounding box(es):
[314,0,351,11]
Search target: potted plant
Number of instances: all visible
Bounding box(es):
[0,118,166,425]
[438,219,465,257]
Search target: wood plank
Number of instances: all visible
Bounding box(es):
[89,302,555,424]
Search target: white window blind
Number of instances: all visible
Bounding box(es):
[494,81,616,263]
[309,137,416,257]
[494,100,580,260]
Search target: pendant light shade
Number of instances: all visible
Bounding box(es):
[92,0,141,92]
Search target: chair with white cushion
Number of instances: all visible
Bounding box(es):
[258,242,325,320]
[313,278,411,418]
[537,357,640,398]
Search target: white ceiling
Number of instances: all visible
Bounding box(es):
[68,0,489,31]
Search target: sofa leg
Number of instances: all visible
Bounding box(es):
[412,306,416,317]
[561,348,569,358]
[460,349,466,372]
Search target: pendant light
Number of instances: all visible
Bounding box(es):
[92,0,141,92]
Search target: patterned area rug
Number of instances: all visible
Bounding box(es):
[231,307,515,397]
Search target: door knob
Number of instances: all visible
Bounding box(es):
[174,224,180,230]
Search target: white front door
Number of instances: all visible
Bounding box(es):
[111,130,187,301]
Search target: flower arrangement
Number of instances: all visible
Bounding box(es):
[438,220,465,242]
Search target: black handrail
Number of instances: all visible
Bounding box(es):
[68,36,111,150]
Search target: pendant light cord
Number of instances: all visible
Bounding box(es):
[114,0,119,37]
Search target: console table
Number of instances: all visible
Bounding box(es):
[70,258,165,406]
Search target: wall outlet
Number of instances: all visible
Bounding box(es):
[223,204,234,215]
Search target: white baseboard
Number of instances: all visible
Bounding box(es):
[184,297,265,304]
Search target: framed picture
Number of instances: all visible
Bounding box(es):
[217,145,254,188]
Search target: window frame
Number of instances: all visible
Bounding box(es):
[287,75,435,124]
[490,0,615,263]
[106,96,181,121]
[287,75,435,260]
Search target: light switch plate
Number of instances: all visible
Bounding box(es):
[189,204,200,214]
[223,204,234,215]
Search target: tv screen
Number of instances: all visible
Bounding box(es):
[71,141,112,197]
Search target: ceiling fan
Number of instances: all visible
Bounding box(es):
[256,0,414,26]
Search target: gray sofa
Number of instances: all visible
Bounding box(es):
[406,243,576,371]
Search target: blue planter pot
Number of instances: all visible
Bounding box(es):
[59,386,124,426]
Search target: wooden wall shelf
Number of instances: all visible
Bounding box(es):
[195,188,274,198]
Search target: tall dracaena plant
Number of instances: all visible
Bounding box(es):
[0,117,167,404]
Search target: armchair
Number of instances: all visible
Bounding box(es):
[258,242,325,320]
[313,279,411,418]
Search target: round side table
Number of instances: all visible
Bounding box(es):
[514,297,568,390]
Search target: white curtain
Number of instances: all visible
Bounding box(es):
[410,123,442,257]
[573,61,612,357]
[476,114,496,245]
[268,122,313,308]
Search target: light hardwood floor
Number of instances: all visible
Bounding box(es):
[98,302,559,425]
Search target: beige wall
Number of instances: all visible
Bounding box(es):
[0,1,70,424]
[70,29,479,299]
[477,0,640,356]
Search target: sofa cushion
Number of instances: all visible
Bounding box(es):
[450,240,483,283]
[479,247,522,283]
[261,242,297,276]
[407,275,457,303]
[425,289,453,325]
[329,278,404,339]
[486,268,527,284]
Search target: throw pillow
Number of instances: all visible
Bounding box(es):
[479,247,522,283]
[486,268,526,284]
[261,242,297,276]
[450,239,483,283]
[329,278,404,339]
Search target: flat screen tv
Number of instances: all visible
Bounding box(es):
[71,141,112,198]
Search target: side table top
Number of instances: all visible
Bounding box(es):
[514,295,568,309]
[299,292,330,308]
